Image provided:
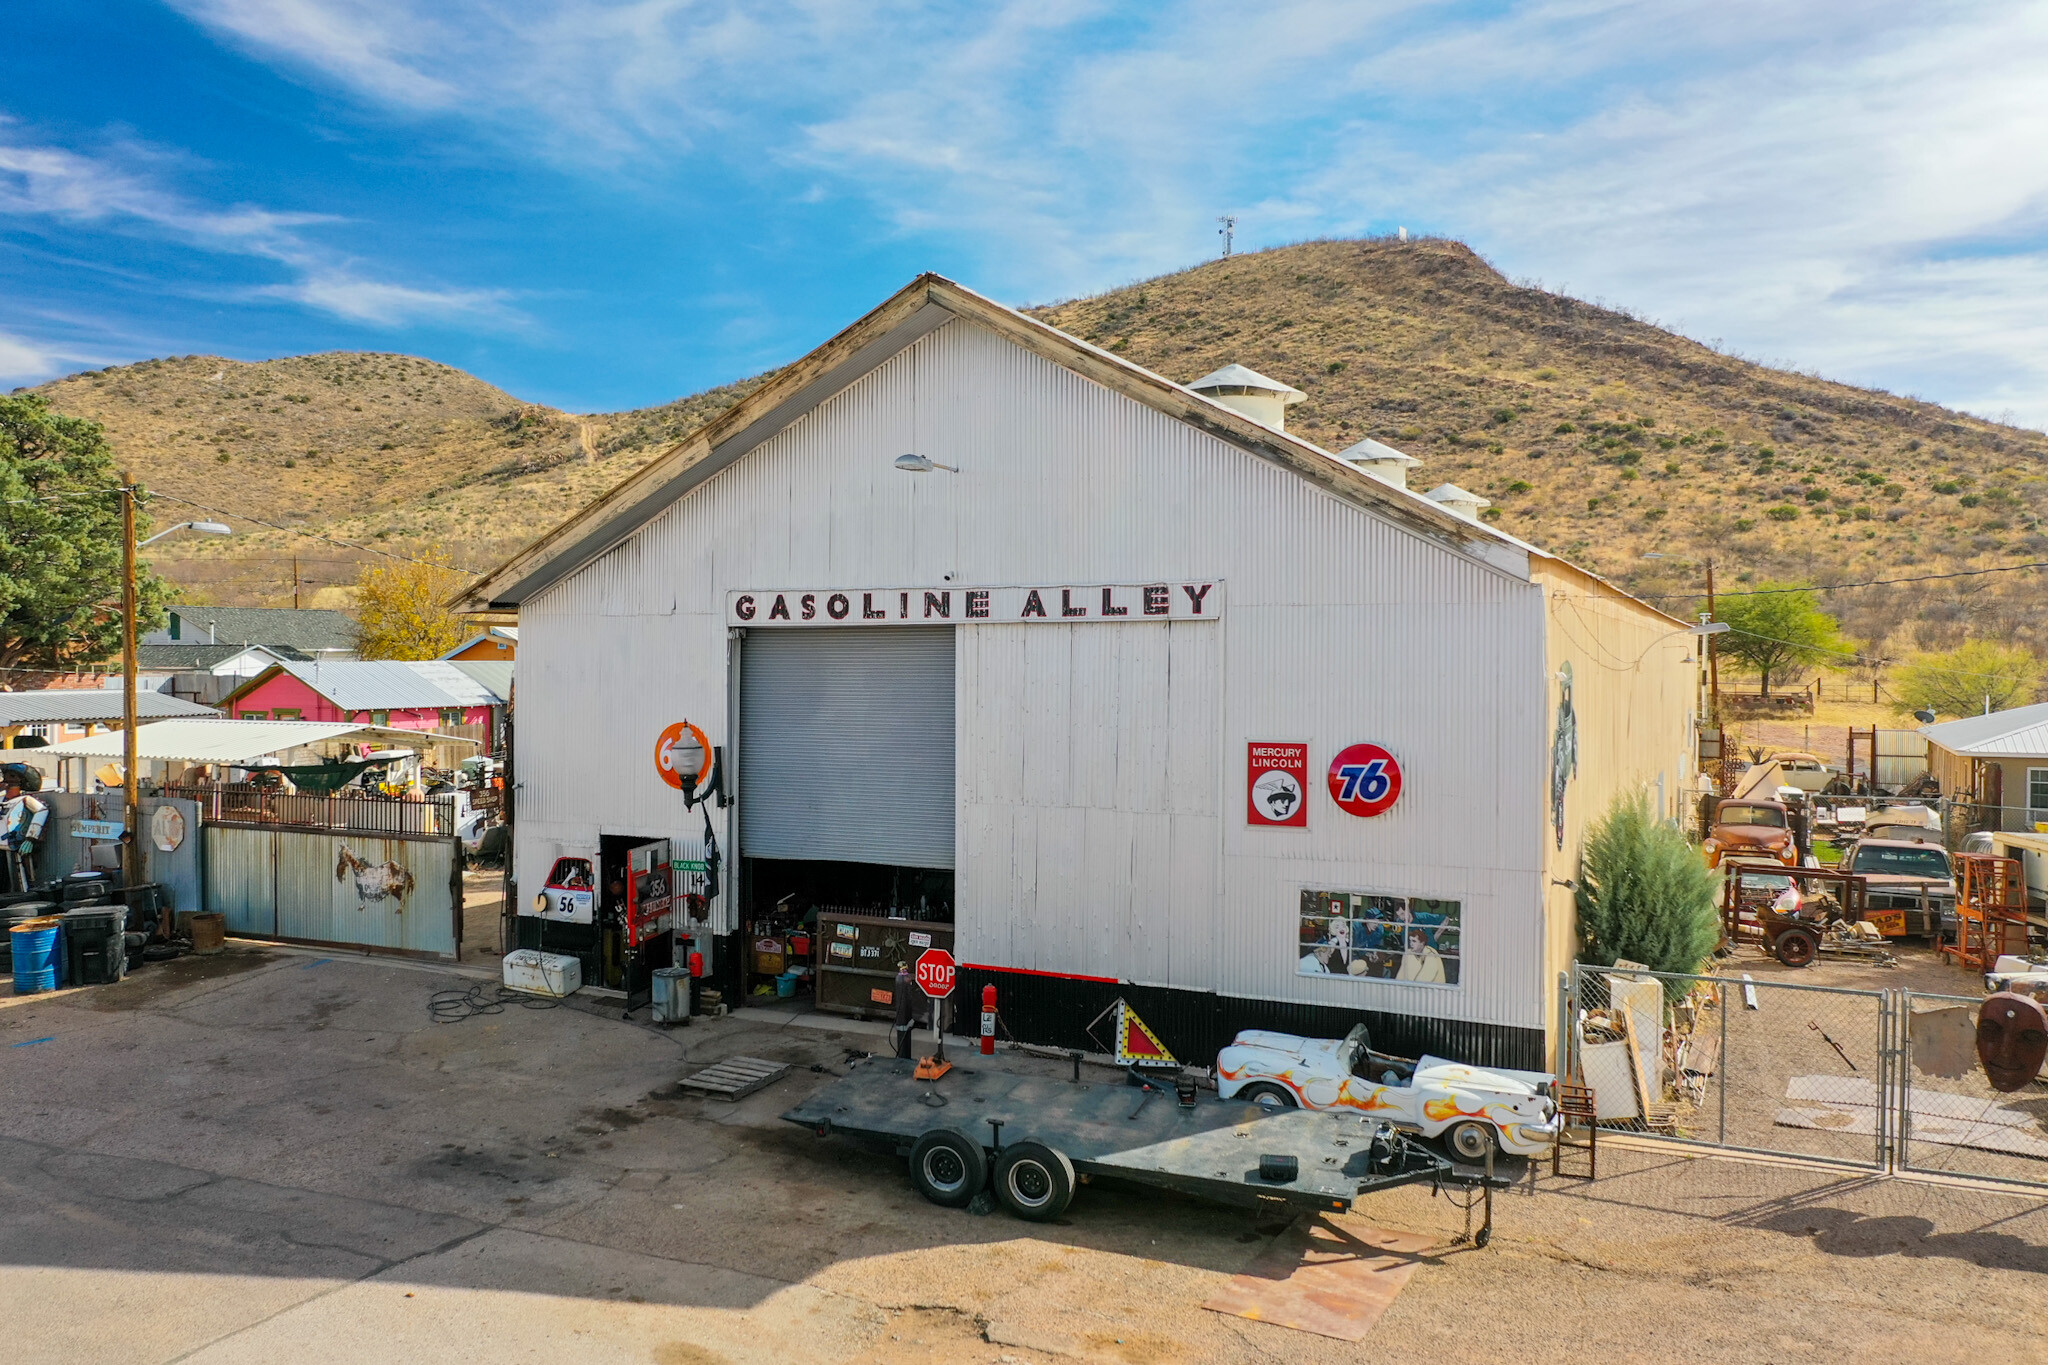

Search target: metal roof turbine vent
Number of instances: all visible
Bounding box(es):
[1424,483,1490,522]
[1338,437,1422,491]
[1186,364,1306,433]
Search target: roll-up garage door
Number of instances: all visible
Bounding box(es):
[739,627,955,868]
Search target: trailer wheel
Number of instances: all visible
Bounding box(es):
[993,1141,1076,1222]
[908,1129,987,1208]
[1774,928,1819,968]
[1445,1120,1497,1162]
[1237,1083,1298,1111]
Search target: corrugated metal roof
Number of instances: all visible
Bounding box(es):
[0,689,219,726]
[33,719,482,762]
[278,661,472,711]
[1921,702,2048,757]
[447,661,512,701]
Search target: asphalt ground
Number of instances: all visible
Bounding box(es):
[4,944,2047,1363]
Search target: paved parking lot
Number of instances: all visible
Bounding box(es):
[5,945,2048,1363]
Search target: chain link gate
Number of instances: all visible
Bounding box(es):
[1897,989,2048,1190]
[1566,964,1896,1170]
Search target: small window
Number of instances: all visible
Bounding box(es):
[2030,768,2048,825]
[546,857,593,890]
[439,708,461,727]
[272,708,302,721]
[372,710,390,727]
[241,710,267,720]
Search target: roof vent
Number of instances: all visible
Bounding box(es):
[1424,483,1490,522]
[1187,364,1306,433]
[1338,437,1422,491]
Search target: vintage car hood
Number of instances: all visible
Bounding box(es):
[1227,1030,1347,1067]
[1713,827,1790,846]
[1413,1056,1551,1098]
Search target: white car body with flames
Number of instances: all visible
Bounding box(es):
[1216,1025,1561,1158]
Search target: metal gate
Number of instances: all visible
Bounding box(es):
[1567,966,2048,1189]
[194,791,461,958]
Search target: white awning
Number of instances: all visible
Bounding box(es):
[0,689,218,726]
[32,719,482,764]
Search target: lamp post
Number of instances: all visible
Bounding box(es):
[119,495,231,885]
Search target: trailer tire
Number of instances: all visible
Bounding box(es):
[1236,1083,1298,1111]
[908,1129,987,1208]
[1774,927,1819,968]
[993,1141,1076,1222]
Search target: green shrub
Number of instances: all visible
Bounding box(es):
[1575,790,1721,987]
[1765,504,1800,520]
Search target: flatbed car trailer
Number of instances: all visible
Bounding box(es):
[783,1055,1515,1244]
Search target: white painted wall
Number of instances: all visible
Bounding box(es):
[516,317,1555,1028]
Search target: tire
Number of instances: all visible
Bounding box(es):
[992,1141,1076,1222]
[1774,928,1819,968]
[1445,1119,1497,1162]
[908,1129,987,1208]
[1236,1082,1298,1111]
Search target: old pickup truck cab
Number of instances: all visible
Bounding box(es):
[1704,799,1795,868]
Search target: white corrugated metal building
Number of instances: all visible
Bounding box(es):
[461,274,1699,1068]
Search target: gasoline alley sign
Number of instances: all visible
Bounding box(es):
[727,582,1223,627]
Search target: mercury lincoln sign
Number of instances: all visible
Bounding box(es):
[727,582,1223,627]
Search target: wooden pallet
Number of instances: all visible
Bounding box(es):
[677,1055,791,1101]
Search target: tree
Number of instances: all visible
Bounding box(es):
[0,394,167,668]
[1891,640,2042,719]
[1713,582,1850,695]
[1575,789,1721,987]
[351,549,469,659]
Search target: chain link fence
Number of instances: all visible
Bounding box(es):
[1569,964,1892,1169]
[1898,988,2048,1189]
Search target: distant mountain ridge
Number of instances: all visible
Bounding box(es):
[30,237,2046,657]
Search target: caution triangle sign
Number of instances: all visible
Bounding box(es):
[1115,1000,1177,1066]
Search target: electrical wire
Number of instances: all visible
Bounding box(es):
[144,490,485,574]
[1640,558,2048,601]
[428,981,561,1023]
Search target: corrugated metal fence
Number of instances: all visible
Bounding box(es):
[204,825,459,957]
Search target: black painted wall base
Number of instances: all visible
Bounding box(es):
[952,965,1546,1073]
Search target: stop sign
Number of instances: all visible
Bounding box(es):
[914,947,956,999]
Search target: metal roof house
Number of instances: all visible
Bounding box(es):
[217,661,509,761]
[458,273,1699,1069]
[1922,702,2048,832]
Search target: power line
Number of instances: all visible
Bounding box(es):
[144,491,482,574]
[1641,558,2048,601]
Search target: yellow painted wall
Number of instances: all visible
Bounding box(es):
[1532,560,1700,1067]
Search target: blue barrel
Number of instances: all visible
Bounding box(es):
[11,918,63,994]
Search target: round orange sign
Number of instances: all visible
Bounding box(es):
[655,720,713,791]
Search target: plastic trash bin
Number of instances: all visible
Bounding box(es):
[62,906,127,986]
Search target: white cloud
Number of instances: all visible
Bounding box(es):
[0,328,104,389]
[145,2,2048,426]
[0,118,524,332]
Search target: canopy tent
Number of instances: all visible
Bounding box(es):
[31,719,481,765]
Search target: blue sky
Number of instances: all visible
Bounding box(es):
[4,1,2046,426]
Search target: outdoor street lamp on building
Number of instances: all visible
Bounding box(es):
[894,453,959,474]
[119,492,234,885]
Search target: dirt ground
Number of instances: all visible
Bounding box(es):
[4,944,2048,1364]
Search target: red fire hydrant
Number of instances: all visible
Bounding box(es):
[980,983,997,1055]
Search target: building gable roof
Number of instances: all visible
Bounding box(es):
[150,606,356,653]
[1921,702,2048,758]
[455,274,1549,611]
[218,660,503,713]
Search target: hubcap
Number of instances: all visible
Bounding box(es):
[924,1148,967,1193]
[1008,1160,1052,1207]
[1453,1125,1490,1159]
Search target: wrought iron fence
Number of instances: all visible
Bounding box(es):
[160,784,456,838]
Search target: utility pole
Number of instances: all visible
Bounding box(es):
[1705,557,1723,797]
[293,555,301,610]
[120,471,140,888]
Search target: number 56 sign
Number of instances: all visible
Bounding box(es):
[1328,743,1403,818]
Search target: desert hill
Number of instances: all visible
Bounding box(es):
[28,238,2047,659]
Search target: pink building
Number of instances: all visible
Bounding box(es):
[220,661,504,734]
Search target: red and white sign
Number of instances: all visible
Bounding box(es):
[1328,743,1403,818]
[1246,742,1308,827]
[914,947,957,999]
